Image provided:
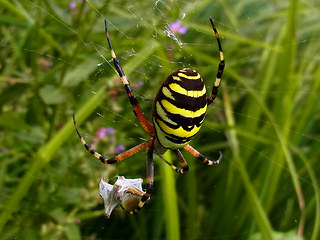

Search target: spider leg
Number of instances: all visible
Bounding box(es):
[184,144,222,166]
[130,146,154,214]
[73,113,153,164]
[158,149,189,174]
[207,18,225,105]
[104,20,155,136]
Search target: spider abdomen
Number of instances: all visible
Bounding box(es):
[153,68,207,149]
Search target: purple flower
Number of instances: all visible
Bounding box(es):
[96,127,116,138]
[133,81,144,88]
[115,145,125,154]
[69,2,76,9]
[1,147,9,153]
[170,20,188,34]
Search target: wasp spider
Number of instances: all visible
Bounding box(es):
[73,18,225,215]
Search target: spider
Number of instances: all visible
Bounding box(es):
[73,18,225,215]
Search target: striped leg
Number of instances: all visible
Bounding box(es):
[104,20,155,136]
[207,18,225,105]
[184,144,222,166]
[73,113,153,164]
[130,146,154,214]
[158,150,189,174]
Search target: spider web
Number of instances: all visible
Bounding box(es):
[1,0,320,239]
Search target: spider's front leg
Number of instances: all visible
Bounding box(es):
[73,113,152,164]
[104,19,155,137]
[130,146,154,214]
[207,18,225,105]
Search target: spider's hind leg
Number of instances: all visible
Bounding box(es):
[184,144,222,166]
[159,149,189,174]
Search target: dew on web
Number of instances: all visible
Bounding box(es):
[164,27,184,47]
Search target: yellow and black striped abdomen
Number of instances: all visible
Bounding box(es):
[153,68,207,149]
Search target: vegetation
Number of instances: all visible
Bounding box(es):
[0,0,319,239]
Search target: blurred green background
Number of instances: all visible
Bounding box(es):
[0,0,319,239]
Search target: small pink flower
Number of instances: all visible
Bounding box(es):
[38,57,52,71]
[1,147,9,153]
[133,81,144,88]
[96,127,116,138]
[115,145,125,154]
[170,20,188,34]
[69,2,76,9]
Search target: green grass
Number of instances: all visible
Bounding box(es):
[0,0,320,239]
